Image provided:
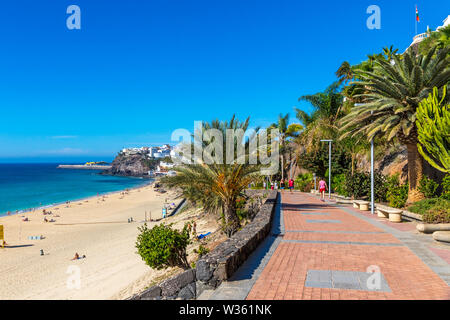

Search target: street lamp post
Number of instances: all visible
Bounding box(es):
[370,136,374,214]
[320,140,333,200]
[355,104,375,215]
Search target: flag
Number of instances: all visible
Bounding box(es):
[416,5,420,22]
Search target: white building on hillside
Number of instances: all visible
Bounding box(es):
[409,15,450,48]
[437,15,450,30]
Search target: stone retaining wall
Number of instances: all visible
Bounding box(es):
[130,190,278,300]
[195,190,278,296]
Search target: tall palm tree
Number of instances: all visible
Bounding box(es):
[294,107,316,127]
[296,82,344,152]
[336,61,354,84]
[162,162,260,237]
[269,114,302,181]
[161,115,262,237]
[340,45,450,202]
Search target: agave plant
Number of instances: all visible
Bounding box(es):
[340,45,450,202]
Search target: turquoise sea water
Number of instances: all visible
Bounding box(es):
[0,163,151,216]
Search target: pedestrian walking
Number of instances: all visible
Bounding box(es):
[288,178,294,193]
[319,178,328,201]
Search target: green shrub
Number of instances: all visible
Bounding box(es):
[373,172,388,202]
[194,245,210,257]
[441,174,450,200]
[386,174,408,208]
[407,198,450,221]
[136,223,191,270]
[341,171,388,201]
[345,172,370,199]
[236,197,248,221]
[332,173,348,196]
[422,207,450,224]
[418,176,439,198]
[294,173,313,192]
[251,182,264,189]
[407,198,440,214]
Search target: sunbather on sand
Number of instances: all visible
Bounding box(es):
[71,253,86,260]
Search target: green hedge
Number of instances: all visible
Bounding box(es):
[408,198,450,223]
[386,174,408,208]
[136,223,191,270]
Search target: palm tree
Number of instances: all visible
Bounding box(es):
[162,162,260,237]
[296,82,344,152]
[269,113,302,180]
[340,45,450,202]
[382,45,399,61]
[294,107,316,127]
[339,134,370,176]
[161,115,262,237]
[336,61,354,84]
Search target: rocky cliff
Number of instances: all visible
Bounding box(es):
[101,153,157,177]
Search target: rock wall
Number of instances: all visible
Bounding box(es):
[131,269,197,300]
[130,190,279,300]
[195,190,278,295]
[102,153,155,177]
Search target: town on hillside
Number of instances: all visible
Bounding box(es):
[120,144,176,177]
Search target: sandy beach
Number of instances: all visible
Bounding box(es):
[0,184,189,300]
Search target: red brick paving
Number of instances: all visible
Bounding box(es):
[246,192,450,300]
[283,231,401,244]
[429,246,450,265]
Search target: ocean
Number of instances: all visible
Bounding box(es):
[0,163,151,216]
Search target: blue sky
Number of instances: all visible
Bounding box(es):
[1,0,449,162]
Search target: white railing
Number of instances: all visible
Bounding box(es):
[413,32,429,42]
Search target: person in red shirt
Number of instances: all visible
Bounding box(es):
[288,179,294,193]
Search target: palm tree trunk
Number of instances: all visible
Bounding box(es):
[223,200,240,237]
[351,154,356,176]
[281,154,284,181]
[406,143,425,203]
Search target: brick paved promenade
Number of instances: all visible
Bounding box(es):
[243,192,450,300]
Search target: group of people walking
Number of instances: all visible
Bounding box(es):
[262,177,329,201]
[264,179,295,192]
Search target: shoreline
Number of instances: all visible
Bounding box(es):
[0,182,181,300]
[0,177,155,218]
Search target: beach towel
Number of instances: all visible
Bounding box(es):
[197,232,211,240]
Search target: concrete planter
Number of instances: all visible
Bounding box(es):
[416,223,450,234]
[432,231,450,243]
